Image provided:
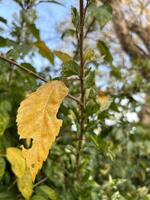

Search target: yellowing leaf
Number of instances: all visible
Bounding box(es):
[6,148,26,178]
[17,80,69,181]
[17,169,33,200]
[97,90,112,112]
[6,147,33,200]
[54,51,72,62]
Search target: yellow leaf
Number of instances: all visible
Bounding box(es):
[6,148,33,200]
[54,51,72,62]
[6,148,26,178]
[17,169,33,200]
[17,80,69,181]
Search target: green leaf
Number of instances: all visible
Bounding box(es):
[20,63,36,73]
[35,41,54,64]
[97,40,113,63]
[0,36,7,47]
[0,101,11,137]
[0,37,16,47]
[37,185,58,200]
[84,48,95,62]
[40,0,63,6]
[89,3,112,28]
[0,17,7,24]
[61,29,76,39]
[27,23,40,40]
[31,195,46,200]
[0,157,6,178]
[61,61,80,77]
[54,51,72,62]
[85,69,95,88]
[71,7,79,29]
[111,67,122,79]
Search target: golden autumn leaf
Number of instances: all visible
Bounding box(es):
[17,168,33,200]
[16,80,69,181]
[6,147,26,178]
[6,148,33,200]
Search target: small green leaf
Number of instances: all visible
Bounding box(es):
[84,48,95,61]
[85,69,95,88]
[54,51,72,62]
[27,23,40,40]
[35,41,54,64]
[20,63,36,73]
[61,61,80,77]
[0,17,7,24]
[97,40,113,63]
[71,7,79,29]
[0,36,7,47]
[37,185,58,200]
[0,157,6,178]
[61,29,76,39]
[111,67,121,79]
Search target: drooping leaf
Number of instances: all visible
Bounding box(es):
[6,148,33,200]
[61,61,80,77]
[16,81,69,181]
[35,41,54,64]
[27,23,40,40]
[97,40,113,63]
[54,51,72,62]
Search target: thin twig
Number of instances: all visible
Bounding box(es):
[0,54,47,82]
[33,177,47,188]
[0,54,82,105]
[7,179,17,191]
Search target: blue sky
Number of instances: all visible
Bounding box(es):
[0,0,76,72]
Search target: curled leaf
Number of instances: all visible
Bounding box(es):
[17,80,69,181]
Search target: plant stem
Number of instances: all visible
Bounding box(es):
[76,0,85,181]
[0,54,47,82]
[0,54,81,105]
